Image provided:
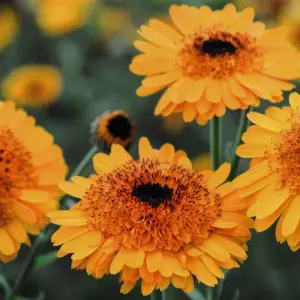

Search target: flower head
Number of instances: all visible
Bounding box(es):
[0,101,67,262]
[233,92,300,251]
[130,3,299,125]
[0,7,18,51]
[35,0,95,36]
[2,65,63,107]
[192,153,212,171]
[49,137,251,295]
[236,0,290,17]
[90,111,135,150]
[279,0,300,48]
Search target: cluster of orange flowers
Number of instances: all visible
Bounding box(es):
[1,2,300,298]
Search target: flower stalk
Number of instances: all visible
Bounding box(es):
[228,107,253,181]
[210,116,221,171]
[151,290,165,300]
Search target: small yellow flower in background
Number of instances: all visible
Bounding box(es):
[130,3,299,125]
[192,153,211,171]
[35,0,95,36]
[0,101,67,263]
[233,92,300,251]
[2,65,63,107]
[0,7,18,51]
[98,7,135,42]
[279,0,300,48]
[49,137,251,295]
[90,111,135,150]
[236,0,290,17]
[162,114,185,135]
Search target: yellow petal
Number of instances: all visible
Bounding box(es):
[207,163,231,189]
[282,195,300,237]
[0,228,16,256]
[146,250,162,273]
[139,137,154,159]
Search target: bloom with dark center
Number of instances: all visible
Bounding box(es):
[91,111,135,150]
[233,92,300,251]
[130,3,299,125]
[49,137,252,295]
[2,65,63,106]
[0,101,67,262]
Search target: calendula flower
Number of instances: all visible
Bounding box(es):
[35,0,95,36]
[98,7,135,42]
[192,153,212,171]
[162,114,185,135]
[279,0,300,48]
[2,65,63,107]
[236,0,290,17]
[49,137,251,295]
[233,92,300,251]
[90,111,135,150]
[0,101,67,262]
[130,3,299,125]
[0,7,18,51]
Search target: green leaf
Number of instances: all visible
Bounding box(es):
[33,251,57,268]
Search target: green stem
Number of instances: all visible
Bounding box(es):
[8,235,43,299]
[70,146,98,178]
[150,290,165,300]
[228,107,252,181]
[206,287,213,300]
[9,146,98,299]
[210,117,221,171]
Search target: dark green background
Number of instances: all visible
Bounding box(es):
[0,0,299,299]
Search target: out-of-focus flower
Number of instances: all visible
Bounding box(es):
[279,0,300,48]
[35,0,95,36]
[90,111,135,150]
[130,3,299,125]
[0,7,18,51]
[233,92,300,251]
[162,114,185,135]
[98,7,135,42]
[192,153,211,171]
[49,137,252,295]
[2,65,63,107]
[236,0,290,17]
[0,101,67,262]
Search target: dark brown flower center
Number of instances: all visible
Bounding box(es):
[107,115,133,140]
[199,39,237,57]
[132,182,173,208]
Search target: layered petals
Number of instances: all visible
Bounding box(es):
[49,137,251,294]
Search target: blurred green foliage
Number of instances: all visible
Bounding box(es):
[0,0,300,299]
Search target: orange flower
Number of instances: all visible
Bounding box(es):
[192,153,212,171]
[35,0,95,36]
[49,138,251,295]
[0,7,18,51]
[2,65,63,107]
[0,101,67,262]
[279,0,300,48]
[130,3,299,125]
[90,111,135,150]
[233,92,300,251]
